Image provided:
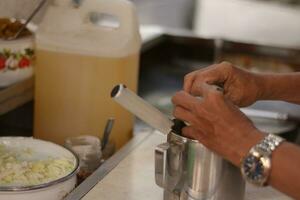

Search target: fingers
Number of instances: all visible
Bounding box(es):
[172,87,225,118]
[172,91,202,111]
[182,126,198,139]
[200,83,224,98]
[176,83,223,103]
[173,104,214,133]
[183,71,197,93]
[186,62,231,96]
[183,67,212,94]
[190,66,220,95]
[182,126,206,142]
[173,106,197,125]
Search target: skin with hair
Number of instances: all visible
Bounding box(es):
[172,62,300,199]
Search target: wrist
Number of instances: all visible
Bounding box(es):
[232,129,265,167]
[240,133,285,186]
[254,73,272,101]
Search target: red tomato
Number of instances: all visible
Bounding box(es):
[0,57,6,70]
[19,58,31,68]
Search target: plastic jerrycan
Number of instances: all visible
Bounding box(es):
[34,0,141,149]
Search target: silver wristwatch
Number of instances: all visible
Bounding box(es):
[241,134,285,186]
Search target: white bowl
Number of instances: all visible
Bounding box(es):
[0,137,79,200]
[0,22,36,88]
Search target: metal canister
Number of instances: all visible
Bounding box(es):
[155,131,245,200]
[111,85,246,200]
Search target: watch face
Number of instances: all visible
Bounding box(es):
[242,154,265,183]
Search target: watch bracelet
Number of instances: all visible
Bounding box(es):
[254,133,285,156]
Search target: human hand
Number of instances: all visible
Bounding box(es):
[184,62,264,107]
[172,84,264,166]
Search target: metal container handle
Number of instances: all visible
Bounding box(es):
[155,143,169,188]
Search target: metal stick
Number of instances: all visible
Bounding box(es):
[9,0,47,40]
[101,118,115,150]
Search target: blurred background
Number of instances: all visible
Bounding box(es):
[1,0,300,47]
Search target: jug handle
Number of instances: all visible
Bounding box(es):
[81,0,139,37]
[155,143,169,188]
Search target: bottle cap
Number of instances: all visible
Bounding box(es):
[171,119,186,136]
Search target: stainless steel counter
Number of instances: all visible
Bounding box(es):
[65,130,292,200]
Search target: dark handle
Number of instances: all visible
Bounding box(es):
[171,119,186,136]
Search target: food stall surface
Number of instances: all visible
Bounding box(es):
[66,130,291,200]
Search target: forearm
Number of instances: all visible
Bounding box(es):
[257,73,300,104]
[270,142,300,199]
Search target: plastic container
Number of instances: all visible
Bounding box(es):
[34,0,141,149]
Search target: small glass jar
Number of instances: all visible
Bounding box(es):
[65,135,102,182]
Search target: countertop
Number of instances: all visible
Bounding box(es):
[66,131,292,200]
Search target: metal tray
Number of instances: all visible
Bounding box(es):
[216,39,300,72]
